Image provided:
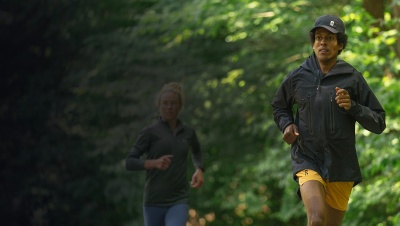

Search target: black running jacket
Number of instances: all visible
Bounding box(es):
[271,53,386,185]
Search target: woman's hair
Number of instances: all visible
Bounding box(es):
[309,31,348,55]
[156,82,185,108]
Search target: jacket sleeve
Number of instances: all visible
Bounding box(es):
[347,74,386,134]
[271,73,295,132]
[125,128,151,171]
[190,129,205,172]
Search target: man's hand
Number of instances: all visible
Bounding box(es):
[335,87,351,110]
[283,124,299,145]
[191,168,204,189]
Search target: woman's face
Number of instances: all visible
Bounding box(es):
[159,91,181,122]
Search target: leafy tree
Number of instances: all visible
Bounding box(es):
[1,0,399,225]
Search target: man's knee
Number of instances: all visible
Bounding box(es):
[308,212,326,226]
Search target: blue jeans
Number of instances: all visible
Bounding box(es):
[143,204,189,226]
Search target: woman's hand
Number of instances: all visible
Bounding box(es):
[191,168,204,189]
[144,155,173,170]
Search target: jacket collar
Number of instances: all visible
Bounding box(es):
[301,53,354,77]
[158,117,184,132]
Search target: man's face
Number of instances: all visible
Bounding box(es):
[313,28,343,64]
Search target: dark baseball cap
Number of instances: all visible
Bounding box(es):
[310,15,345,34]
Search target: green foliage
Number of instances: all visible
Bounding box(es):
[338,3,400,225]
[2,0,399,225]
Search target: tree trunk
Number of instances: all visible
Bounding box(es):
[392,2,400,59]
[362,0,385,20]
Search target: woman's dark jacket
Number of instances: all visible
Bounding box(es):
[271,53,386,185]
[125,118,204,206]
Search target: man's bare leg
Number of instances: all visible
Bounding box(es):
[300,180,326,226]
[325,203,346,226]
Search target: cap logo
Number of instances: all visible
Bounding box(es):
[330,21,335,27]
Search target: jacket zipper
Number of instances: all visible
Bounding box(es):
[308,93,313,135]
[330,93,334,134]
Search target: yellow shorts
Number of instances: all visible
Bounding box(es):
[296,169,354,211]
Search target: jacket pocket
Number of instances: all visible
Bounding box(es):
[300,93,313,135]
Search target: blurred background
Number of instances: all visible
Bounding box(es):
[1,0,399,225]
